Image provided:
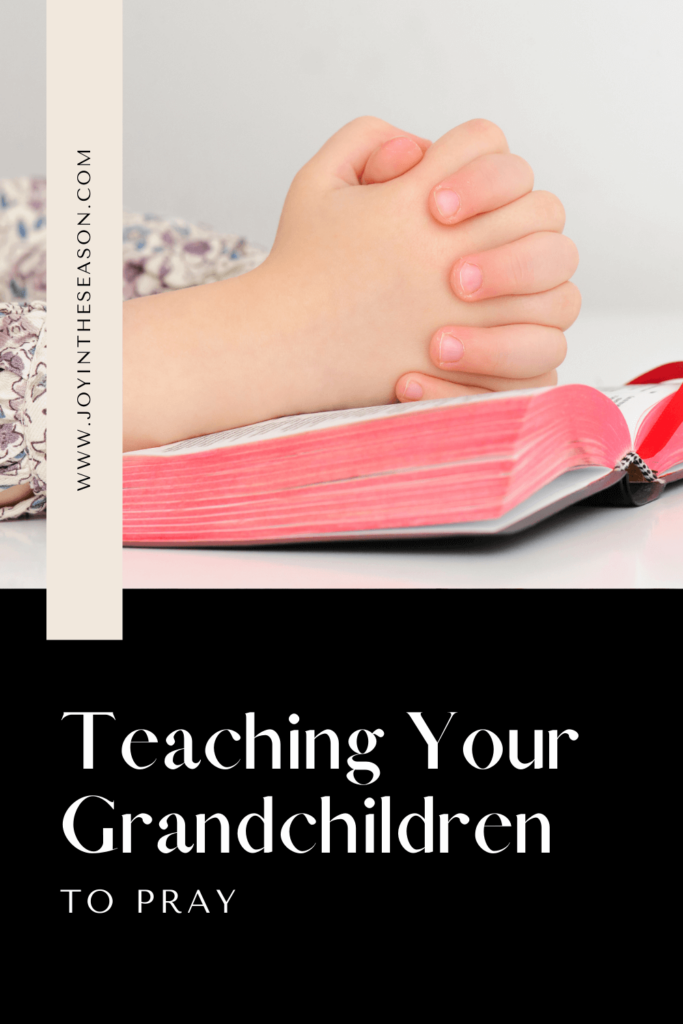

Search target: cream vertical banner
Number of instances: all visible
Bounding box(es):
[46,1,122,639]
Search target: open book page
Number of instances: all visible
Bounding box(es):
[129,387,553,457]
[598,381,681,445]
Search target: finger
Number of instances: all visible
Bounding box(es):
[450,190,566,257]
[397,375,492,401]
[308,115,431,186]
[442,282,582,331]
[361,135,431,185]
[396,369,558,403]
[411,119,509,185]
[451,232,579,301]
[428,323,567,379]
[429,153,533,224]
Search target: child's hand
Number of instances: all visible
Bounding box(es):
[124,116,581,449]
[269,116,578,409]
[392,137,579,402]
[356,121,578,402]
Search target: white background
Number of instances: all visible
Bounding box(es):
[116,0,683,319]
[1,1,45,176]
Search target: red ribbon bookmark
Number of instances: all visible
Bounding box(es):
[626,362,683,461]
[627,362,683,384]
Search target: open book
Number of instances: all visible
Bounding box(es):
[123,363,682,546]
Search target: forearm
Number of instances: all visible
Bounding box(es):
[122,266,305,452]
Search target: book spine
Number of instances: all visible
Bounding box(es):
[581,452,664,508]
[614,451,658,482]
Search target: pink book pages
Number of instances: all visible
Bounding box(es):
[123,384,642,546]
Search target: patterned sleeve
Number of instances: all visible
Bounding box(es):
[122,211,267,299]
[0,179,48,519]
[0,301,47,520]
[0,178,47,304]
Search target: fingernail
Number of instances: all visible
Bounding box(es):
[402,380,423,400]
[439,334,464,364]
[459,262,483,294]
[435,188,461,218]
[384,136,421,156]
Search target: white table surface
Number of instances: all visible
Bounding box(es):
[0,515,46,588]
[2,312,681,591]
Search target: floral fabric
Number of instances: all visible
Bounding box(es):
[0,300,47,520]
[0,178,47,304]
[122,211,266,299]
[0,177,267,519]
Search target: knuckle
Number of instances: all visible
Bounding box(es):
[558,282,582,328]
[563,236,579,269]
[533,191,566,229]
[513,155,535,188]
[353,115,388,131]
[466,118,508,148]
[291,162,315,189]
[553,329,568,366]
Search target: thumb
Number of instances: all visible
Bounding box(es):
[309,115,430,187]
[361,134,431,185]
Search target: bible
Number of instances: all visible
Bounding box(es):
[123,362,682,546]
